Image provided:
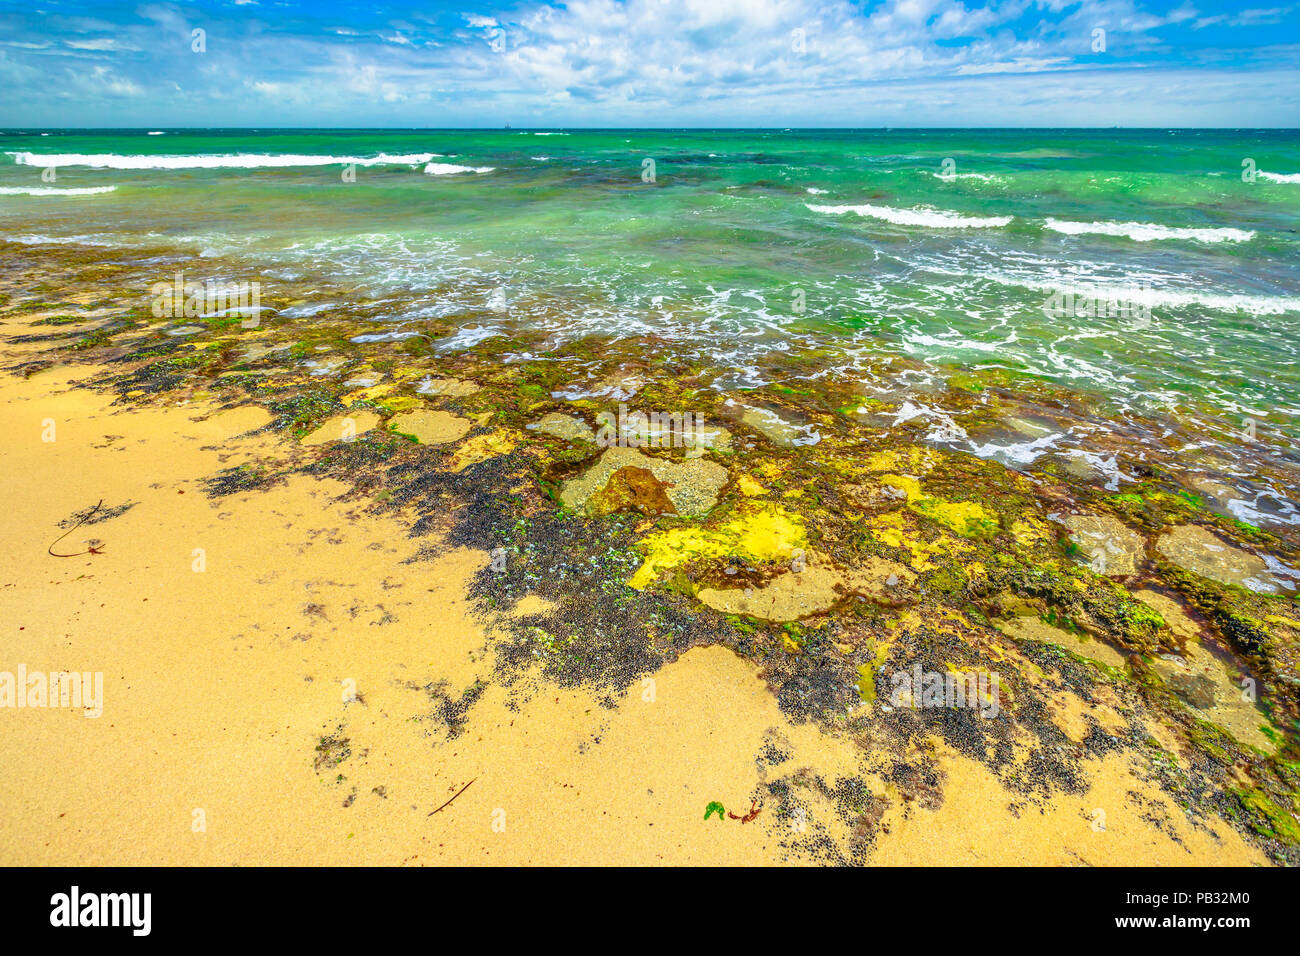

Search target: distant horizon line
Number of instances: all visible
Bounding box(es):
[3,126,1299,132]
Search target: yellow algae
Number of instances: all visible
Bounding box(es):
[376,394,421,414]
[880,473,923,501]
[342,383,394,406]
[448,429,518,473]
[879,473,997,538]
[912,497,998,537]
[869,512,909,549]
[865,445,939,474]
[865,511,968,571]
[1011,517,1053,548]
[734,474,767,497]
[627,502,807,590]
[865,450,902,472]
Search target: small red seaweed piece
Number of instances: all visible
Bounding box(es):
[48,499,106,558]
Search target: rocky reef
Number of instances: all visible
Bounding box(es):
[5,237,1298,864]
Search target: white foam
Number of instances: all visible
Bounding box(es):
[435,325,501,351]
[0,186,117,196]
[808,203,1012,228]
[423,162,495,175]
[970,432,1065,467]
[2,233,115,245]
[146,131,165,136]
[1045,218,1253,243]
[1259,171,1300,184]
[7,151,438,169]
[981,272,1300,316]
[805,187,828,195]
[350,330,424,343]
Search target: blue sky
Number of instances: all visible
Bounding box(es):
[1,1,1297,126]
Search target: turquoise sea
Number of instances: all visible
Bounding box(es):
[3,128,1299,519]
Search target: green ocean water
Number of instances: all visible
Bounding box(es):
[3,128,1299,498]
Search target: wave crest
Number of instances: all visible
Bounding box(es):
[1045,218,1253,243]
[807,203,1012,228]
[7,151,437,169]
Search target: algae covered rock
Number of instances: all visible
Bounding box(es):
[879,473,999,538]
[448,429,518,472]
[416,376,480,397]
[589,466,677,517]
[696,554,914,622]
[738,405,821,448]
[301,410,381,445]
[627,501,806,590]
[995,615,1128,669]
[561,447,727,518]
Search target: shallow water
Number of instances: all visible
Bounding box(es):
[3,127,1299,491]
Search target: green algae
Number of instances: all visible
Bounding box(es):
[1232,787,1300,844]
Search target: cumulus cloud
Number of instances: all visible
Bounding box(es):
[0,0,1295,125]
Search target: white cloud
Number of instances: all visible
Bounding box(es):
[2,0,1296,125]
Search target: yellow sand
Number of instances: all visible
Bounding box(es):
[0,357,1269,866]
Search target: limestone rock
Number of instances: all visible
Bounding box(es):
[387,409,472,445]
[561,447,727,518]
[1156,524,1290,593]
[528,412,595,444]
[301,410,381,445]
[1063,513,1146,577]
